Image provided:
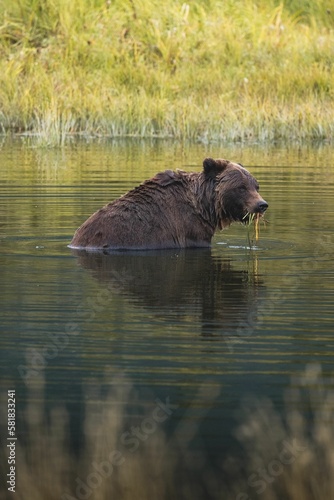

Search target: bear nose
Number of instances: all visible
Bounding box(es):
[256,200,268,213]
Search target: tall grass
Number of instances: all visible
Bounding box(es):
[4,365,334,499]
[0,0,334,145]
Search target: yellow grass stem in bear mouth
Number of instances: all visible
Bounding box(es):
[243,211,267,243]
[69,157,268,251]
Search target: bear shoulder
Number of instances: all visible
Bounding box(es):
[151,169,185,187]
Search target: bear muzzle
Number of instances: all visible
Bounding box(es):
[255,200,269,214]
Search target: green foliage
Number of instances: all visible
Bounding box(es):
[283,0,334,27]
[0,0,333,144]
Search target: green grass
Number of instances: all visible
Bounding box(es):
[0,0,334,145]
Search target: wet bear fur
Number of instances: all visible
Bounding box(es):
[70,157,268,250]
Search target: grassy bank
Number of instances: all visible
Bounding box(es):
[0,0,334,145]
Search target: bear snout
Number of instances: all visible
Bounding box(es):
[255,200,269,214]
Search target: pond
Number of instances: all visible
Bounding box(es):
[1,138,334,499]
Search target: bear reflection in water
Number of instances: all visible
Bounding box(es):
[72,249,265,342]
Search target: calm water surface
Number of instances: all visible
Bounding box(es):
[1,139,334,499]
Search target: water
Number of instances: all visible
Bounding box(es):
[1,138,334,499]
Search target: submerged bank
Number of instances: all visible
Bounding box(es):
[1,0,334,145]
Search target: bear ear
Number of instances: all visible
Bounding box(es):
[203,158,229,178]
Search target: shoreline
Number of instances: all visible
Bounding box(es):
[1,0,334,146]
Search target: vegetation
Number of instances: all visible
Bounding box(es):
[0,0,334,145]
[7,365,334,499]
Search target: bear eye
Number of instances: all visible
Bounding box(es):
[239,185,247,192]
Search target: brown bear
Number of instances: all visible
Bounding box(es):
[69,157,268,250]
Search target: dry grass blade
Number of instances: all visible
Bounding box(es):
[243,212,264,246]
[254,212,260,242]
